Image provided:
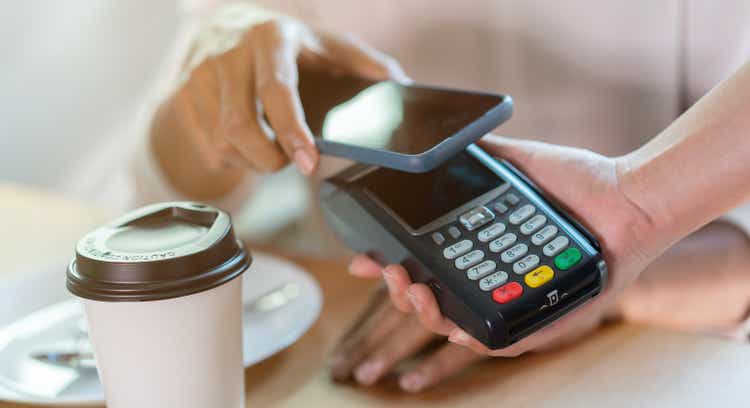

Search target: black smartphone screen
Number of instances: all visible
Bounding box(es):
[298,69,505,155]
[358,152,504,230]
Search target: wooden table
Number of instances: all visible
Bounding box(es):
[2,183,749,407]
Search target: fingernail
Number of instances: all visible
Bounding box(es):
[347,257,363,275]
[407,289,420,311]
[399,373,426,393]
[354,360,383,386]
[448,330,470,345]
[294,149,314,175]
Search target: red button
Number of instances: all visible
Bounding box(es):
[492,282,523,304]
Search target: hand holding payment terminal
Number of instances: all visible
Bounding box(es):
[303,69,607,349]
[321,144,608,349]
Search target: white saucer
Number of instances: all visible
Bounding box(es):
[0,252,322,406]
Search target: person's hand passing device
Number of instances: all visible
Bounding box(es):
[321,144,607,349]
[299,69,513,173]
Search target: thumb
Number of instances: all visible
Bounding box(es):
[478,133,596,179]
[348,254,384,279]
[477,134,541,172]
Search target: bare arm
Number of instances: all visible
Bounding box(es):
[618,221,750,334]
[352,59,750,357]
[620,61,750,259]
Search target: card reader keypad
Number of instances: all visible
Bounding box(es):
[489,233,517,252]
[455,249,485,270]
[513,254,540,274]
[520,215,547,235]
[531,225,557,245]
[479,271,509,291]
[443,240,473,259]
[501,243,528,263]
[543,236,569,257]
[508,204,535,225]
[477,223,506,242]
[431,189,585,306]
[467,260,496,280]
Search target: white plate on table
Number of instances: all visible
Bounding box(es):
[0,252,322,406]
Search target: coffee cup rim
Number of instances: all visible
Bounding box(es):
[66,202,252,302]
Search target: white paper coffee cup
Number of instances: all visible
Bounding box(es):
[67,202,251,408]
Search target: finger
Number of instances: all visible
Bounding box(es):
[382,264,414,313]
[214,137,256,169]
[348,254,383,278]
[175,65,224,172]
[478,134,605,187]
[249,21,318,175]
[398,343,485,393]
[166,90,223,172]
[204,48,288,172]
[329,290,407,381]
[447,328,505,356]
[477,134,540,171]
[534,314,601,352]
[222,112,288,172]
[352,319,435,386]
[332,285,389,352]
[407,284,457,336]
[316,33,411,82]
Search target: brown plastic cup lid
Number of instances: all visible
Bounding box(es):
[67,202,251,302]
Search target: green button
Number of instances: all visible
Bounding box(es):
[554,247,582,270]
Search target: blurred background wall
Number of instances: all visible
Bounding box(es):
[2,0,748,200]
[0,1,178,188]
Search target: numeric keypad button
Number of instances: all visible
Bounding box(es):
[489,233,517,253]
[443,239,473,259]
[477,223,506,242]
[520,215,547,235]
[467,260,496,280]
[524,265,554,288]
[501,243,528,263]
[455,250,485,270]
[532,225,558,246]
[479,271,509,291]
[509,204,536,225]
[543,236,569,257]
[513,254,540,274]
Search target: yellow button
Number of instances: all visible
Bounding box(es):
[524,265,554,288]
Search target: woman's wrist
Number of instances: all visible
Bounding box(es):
[614,61,750,261]
[613,154,666,263]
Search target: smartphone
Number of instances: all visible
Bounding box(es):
[298,69,513,173]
